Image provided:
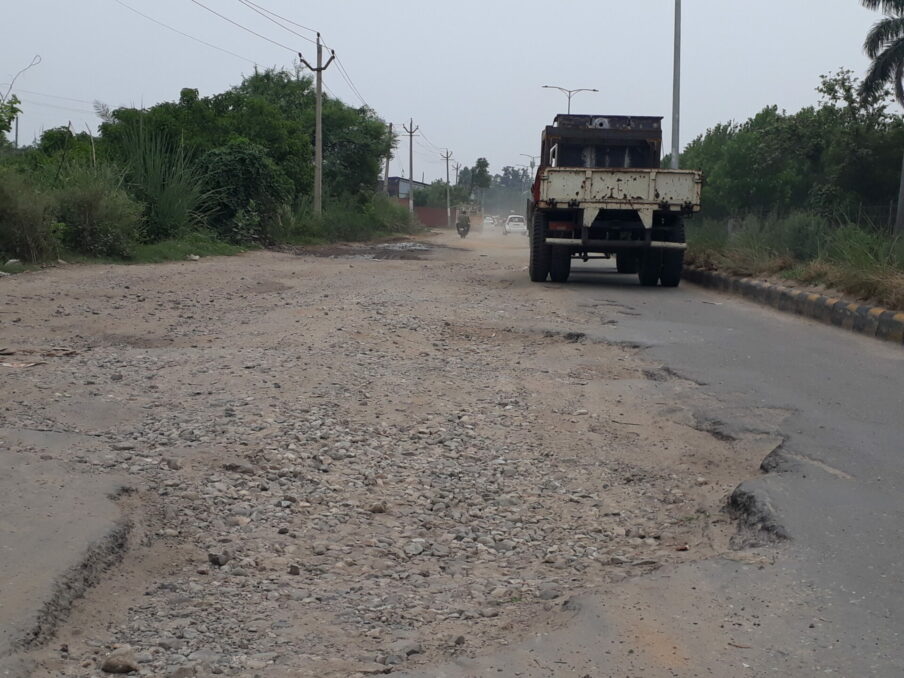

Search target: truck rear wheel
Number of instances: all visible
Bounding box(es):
[659,220,686,288]
[529,212,551,282]
[549,246,572,283]
[637,249,661,287]
[616,252,638,274]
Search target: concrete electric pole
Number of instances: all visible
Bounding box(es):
[453,161,461,185]
[403,118,419,213]
[298,34,335,215]
[384,122,393,195]
[671,0,681,170]
[442,149,454,229]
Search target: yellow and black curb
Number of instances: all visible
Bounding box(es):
[683,268,904,345]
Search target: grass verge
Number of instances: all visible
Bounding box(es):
[686,213,904,310]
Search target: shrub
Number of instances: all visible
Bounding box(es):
[120,126,213,241]
[0,167,58,262]
[281,193,416,243]
[55,164,142,258]
[199,139,293,243]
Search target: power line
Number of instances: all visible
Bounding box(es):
[234,0,316,45]
[315,33,369,108]
[113,0,259,66]
[3,88,96,105]
[234,2,365,107]
[19,99,98,115]
[237,0,318,35]
[188,0,298,53]
[333,57,369,108]
[419,129,445,152]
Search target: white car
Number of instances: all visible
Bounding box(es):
[502,215,527,235]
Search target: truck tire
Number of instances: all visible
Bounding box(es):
[659,220,686,288]
[529,211,551,282]
[549,246,572,283]
[637,249,662,287]
[616,252,637,274]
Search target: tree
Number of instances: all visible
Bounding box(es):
[681,70,904,220]
[471,158,490,209]
[860,0,904,232]
[0,94,20,142]
[414,179,470,207]
[457,166,472,192]
[472,158,491,190]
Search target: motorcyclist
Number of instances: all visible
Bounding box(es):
[456,212,471,238]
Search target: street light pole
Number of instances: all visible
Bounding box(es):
[542,85,599,114]
[671,0,682,170]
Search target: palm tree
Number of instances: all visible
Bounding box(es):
[861,0,904,232]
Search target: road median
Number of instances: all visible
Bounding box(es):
[683,267,904,345]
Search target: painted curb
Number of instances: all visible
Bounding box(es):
[683,268,904,345]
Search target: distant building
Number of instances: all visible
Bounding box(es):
[386,176,429,199]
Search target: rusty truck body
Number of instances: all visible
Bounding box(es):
[528,114,702,286]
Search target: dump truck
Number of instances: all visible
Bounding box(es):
[528,115,702,286]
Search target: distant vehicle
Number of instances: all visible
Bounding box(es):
[503,214,527,235]
[482,216,496,228]
[456,212,471,238]
[527,114,702,285]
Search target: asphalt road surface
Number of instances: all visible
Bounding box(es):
[402,229,903,678]
[1,227,901,677]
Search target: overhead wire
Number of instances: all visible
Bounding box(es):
[234,0,316,45]
[418,129,445,152]
[229,1,361,106]
[188,0,298,54]
[236,0,318,35]
[113,0,259,66]
[3,88,96,106]
[19,99,98,115]
[331,56,369,108]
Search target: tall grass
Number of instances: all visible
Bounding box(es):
[687,212,904,309]
[120,127,214,241]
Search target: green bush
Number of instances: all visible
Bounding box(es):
[199,138,293,243]
[55,164,142,257]
[280,193,416,243]
[0,167,58,262]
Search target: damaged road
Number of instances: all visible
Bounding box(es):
[0,229,900,677]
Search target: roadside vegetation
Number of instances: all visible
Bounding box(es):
[678,70,904,309]
[0,68,415,267]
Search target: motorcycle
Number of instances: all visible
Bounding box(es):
[456,215,471,239]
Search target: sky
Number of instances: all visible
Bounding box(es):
[0,1,887,183]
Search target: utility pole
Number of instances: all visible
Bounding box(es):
[403,118,418,213]
[670,0,681,170]
[384,122,393,195]
[453,161,461,185]
[14,115,18,150]
[298,33,335,215]
[441,149,453,229]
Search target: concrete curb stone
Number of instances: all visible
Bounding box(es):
[683,267,904,345]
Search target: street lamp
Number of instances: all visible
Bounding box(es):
[541,85,599,114]
[520,153,539,173]
[671,0,682,170]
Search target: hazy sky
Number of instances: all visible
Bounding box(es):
[0,1,886,182]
